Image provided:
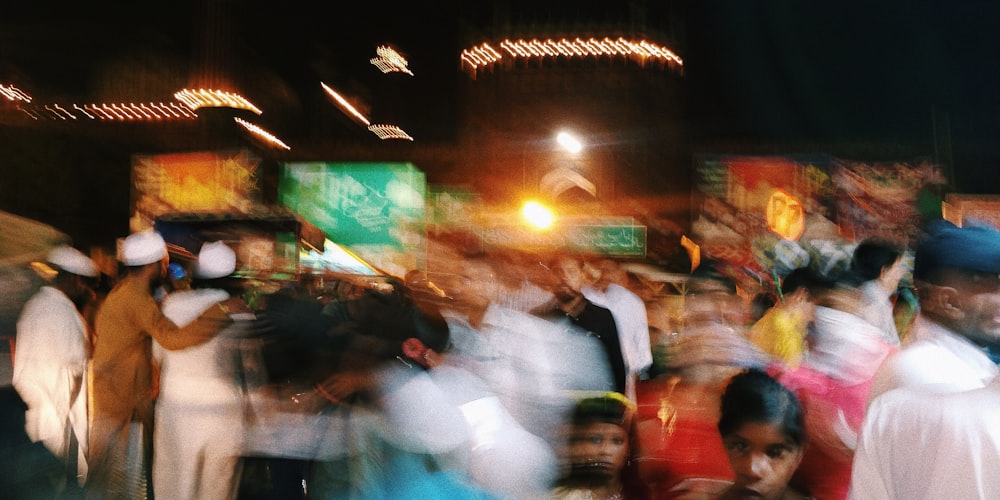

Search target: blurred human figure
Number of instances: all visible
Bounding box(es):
[633,261,769,499]
[87,230,239,500]
[153,241,256,500]
[552,393,648,500]
[848,377,1000,499]
[851,239,905,346]
[13,245,99,489]
[776,279,897,500]
[716,368,808,500]
[0,385,85,499]
[748,267,830,370]
[867,220,1000,401]
[583,258,653,402]
[308,287,505,499]
[534,253,628,395]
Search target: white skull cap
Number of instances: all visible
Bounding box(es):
[47,245,99,277]
[120,230,167,266]
[194,241,236,279]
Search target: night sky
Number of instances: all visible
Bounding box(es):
[2,1,1000,247]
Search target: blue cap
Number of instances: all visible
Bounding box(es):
[167,262,187,280]
[913,220,1000,280]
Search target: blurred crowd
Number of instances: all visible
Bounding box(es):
[3,217,1000,499]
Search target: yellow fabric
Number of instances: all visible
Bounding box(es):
[747,307,807,369]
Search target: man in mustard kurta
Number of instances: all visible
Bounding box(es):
[86,231,237,500]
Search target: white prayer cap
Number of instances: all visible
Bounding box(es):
[194,241,236,279]
[120,230,167,266]
[47,245,98,277]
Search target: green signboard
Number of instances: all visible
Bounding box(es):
[278,162,426,248]
[480,222,647,257]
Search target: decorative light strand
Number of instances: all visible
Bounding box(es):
[321,82,371,125]
[234,117,291,150]
[370,46,414,75]
[15,102,198,121]
[461,36,683,71]
[0,83,32,102]
[173,88,262,114]
[368,124,413,141]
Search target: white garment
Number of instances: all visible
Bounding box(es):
[867,316,999,403]
[153,288,249,500]
[806,306,895,385]
[848,376,1000,499]
[583,283,652,401]
[858,280,900,346]
[13,286,90,484]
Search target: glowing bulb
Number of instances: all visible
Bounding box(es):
[522,201,555,230]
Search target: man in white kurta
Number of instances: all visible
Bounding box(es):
[152,241,253,500]
[582,258,652,402]
[848,376,1000,499]
[13,246,99,486]
[866,221,1000,403]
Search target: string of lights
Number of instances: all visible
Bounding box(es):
[461,36,683,72]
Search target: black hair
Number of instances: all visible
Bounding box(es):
[718,369,805,447]
[781,266,834,297]
[571,394,632,428]
[852,240,903,282]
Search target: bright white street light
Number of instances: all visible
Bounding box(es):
[556,131,583,154]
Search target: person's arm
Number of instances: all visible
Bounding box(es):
[136,293,233,350]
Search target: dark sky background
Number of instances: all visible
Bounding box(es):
[2,0,1000,248]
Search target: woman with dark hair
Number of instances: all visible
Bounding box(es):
[553,392,649,499]
[851,239,906,345]
[716,369,809,500]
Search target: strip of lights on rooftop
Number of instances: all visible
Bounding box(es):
[174,88,262,114]
[370,46,414,75]
[368,124,413,141]
[234,117,291,150]
[18,102,198,121]
[1,84,32,102]
[461,37,683,70]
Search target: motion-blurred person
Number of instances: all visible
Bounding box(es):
[534,253,628,395]
[552,393,649,500]
[87,230,239,500]
[438,254,613,453]
[867,220,1000,401]
[307,286,502,499]
[748,267,830,370]
[716,368,808,500]
[13,245,98,489]
[153,241,256,500]
[0,385,85,499]
[776,278,897,500]
[851,239,905,346]
[848,376,1000,499]
[583,258,654,402]
[633,261,769,499]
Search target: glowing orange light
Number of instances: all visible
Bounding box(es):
[522,201,555,230]
[766,189,806,241]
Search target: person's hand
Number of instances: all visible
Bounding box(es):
[218,297,253,315]
[315,371,373,403]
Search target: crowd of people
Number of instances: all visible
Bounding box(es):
[3,217,1000,499]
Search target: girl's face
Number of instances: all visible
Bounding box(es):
[723,421,804,500]
[568,422,630,480]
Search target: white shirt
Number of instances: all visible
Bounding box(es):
[849,376,1000,500]
[583,283,652,401]
[13,286,91,483]
[867,316,999,403]
[858,279,900,346]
